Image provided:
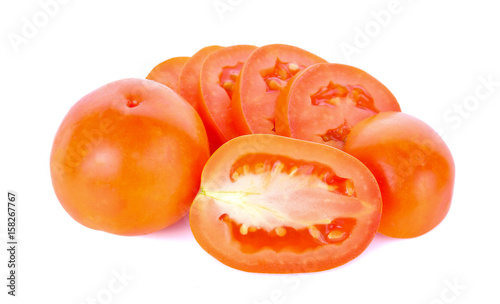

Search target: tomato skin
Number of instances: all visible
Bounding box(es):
[232,44,327,135]
[344,112,455,238]
[50,79,210,236]
[276,63,401,150]
[190,134,382,273]
[146,56,189,93]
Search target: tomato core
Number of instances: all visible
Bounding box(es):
[229,153,357,197]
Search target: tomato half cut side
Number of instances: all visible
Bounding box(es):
[232,44,327,135]
[190,134,382,273]
[146,56,190,93]
[200,45,257,143]
[276,63,401,150]
[179,45,225,152]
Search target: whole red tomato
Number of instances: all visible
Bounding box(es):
[50,78,209,236]
[344,112,455,238]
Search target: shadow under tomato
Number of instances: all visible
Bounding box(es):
[143,215,193,241]
[365,233,400,253]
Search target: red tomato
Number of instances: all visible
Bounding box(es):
[146,56,189,93]
[344,112,455,238]
[179,45,225,152]
[199,45,257,143]
[276,63,401,150]
[50,79,210,236]
[190,134,382,273]
[232,44,327,135]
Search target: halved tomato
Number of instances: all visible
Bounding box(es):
[146,56,190,93]
[199,45,257,143]
[179,45,224,151]
[190,134,382,273]
[232,44,327,135]
[276,63,401,150]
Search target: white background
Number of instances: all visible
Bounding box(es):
[1,0,499,303]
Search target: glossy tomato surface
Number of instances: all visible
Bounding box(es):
[200,45,257,143]
[344,112,455,238]
[146,56,190,93]
[50,78,210,236]
[276,63,401,150]
[232,44,327,135]
[190,135,382,273]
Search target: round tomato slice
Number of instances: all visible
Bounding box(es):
[146,56,189,93]
[190,134,382,273]
[232,44,327,135]
[200,45,257,143]
[179,45,225,152]
[276,63,401,150]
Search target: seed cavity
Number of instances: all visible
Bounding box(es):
[219,213,357,253]
[261,58,305,92]
[219,62,244,99]
[311,81,379,113]
[319,120,351,143]
[229,153,357,197]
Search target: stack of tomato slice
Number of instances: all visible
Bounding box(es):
[147,44,455,273]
